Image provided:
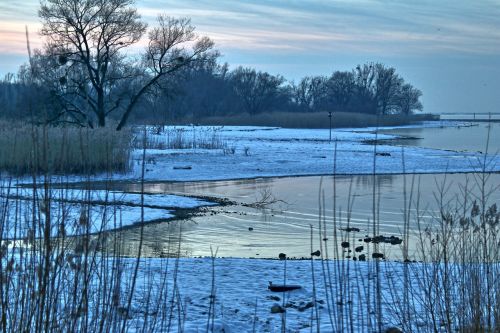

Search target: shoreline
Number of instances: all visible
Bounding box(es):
[16,169,497,188]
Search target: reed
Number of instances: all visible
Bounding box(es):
[0,123,132,175]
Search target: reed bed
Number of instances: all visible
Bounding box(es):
[132,126,228,150]
[184,112,438,129]
[0,123,132,175]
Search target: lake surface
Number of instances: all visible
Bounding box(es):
[379,122,500,154]
[116,172,499,259]
[114,121,499,259]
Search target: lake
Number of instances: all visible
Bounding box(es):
[115,121,500,259]
[379,122,500,153]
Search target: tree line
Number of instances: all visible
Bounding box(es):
[0,0,423,129]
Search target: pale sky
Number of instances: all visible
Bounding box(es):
[1,0,500,114]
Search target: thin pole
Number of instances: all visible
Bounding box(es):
[328,112,332,142]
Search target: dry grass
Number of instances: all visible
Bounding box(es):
[133,126,228,150]
[0,123,133,175]
[0,119,497,332]
[310,135,499,332]
[182,111,438,129]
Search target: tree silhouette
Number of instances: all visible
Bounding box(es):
[38,0,214,129]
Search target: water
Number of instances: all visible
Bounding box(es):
[115,172,499,259]
[380,122,500,153]
[115,121,499,259]
[439,113,500,122]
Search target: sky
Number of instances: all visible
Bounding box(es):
[1,0,500,114]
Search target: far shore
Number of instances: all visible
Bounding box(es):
[157,111,439,129]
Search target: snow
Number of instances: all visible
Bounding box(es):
[120,124,499,182]
[2,122,497,332]
[3,187,214,209]
[108,256,490,332]
[0,187,215,236]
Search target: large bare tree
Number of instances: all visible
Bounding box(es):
[293,76,328,111]
[373,63,403,115]
[38,0,214,129]
[230,67,285,115]
[396,83,423,115]
[327,71,355,111]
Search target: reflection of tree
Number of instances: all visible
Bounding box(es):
[354,174,395,188]
[247,187,287,209]
[105,220,193,258]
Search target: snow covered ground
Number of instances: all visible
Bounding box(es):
[122,123,499,182]
[2,122,497,332]
[0,187,215,236]
[112,256,488,332]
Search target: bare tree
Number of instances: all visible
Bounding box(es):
[396,83,423,115]
[116,16,215,130]
[353,63,377,114]
[230,67,286,114]
[327,71,355,111]
[292,76,328,111]
[373,63,403,115]
[38,0,214,129]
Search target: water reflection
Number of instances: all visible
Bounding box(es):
[113,173,499,260]
[111,124,500,259]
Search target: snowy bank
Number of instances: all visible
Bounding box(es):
[123,124,499,182]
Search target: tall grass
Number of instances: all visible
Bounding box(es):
[133,126,228,150]
[0,123,133,175]
[306,127,499,332]
[180,111,438,129]
[0,130,188,332]
[0,119,497,332]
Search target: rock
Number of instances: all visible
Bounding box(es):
[390,237,402,245]
[270,304,285,314]
[298,301,314,312]
[173,165,192,170]
[358,254,366,261]
[311,250,321,257]
[268,282,302,292]
[341,227,360,232]
[278,253,287,260]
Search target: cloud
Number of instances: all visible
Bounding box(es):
[2,0,500,57]
[134,0,500,57]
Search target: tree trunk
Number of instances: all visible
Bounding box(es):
[116,74,161,131]
[97,89,106,127]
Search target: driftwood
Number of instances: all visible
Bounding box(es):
[268,281,302,292]
[173,166,192,170]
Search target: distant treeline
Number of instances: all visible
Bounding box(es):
[0,56,423,125]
